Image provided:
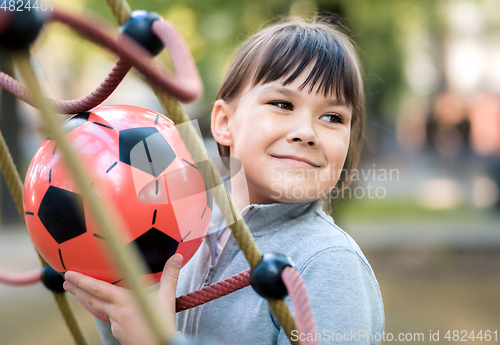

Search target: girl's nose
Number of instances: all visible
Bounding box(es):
[286,116,319,147]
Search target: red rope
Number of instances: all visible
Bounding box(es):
[175,269,250,312]
[0,9,202,111]
[85,269,251,323]
[0,268,41,285]
[0,58,131,114]
[282,266,318,345]
[50,10,202,103]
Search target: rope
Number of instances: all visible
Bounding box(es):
[0,268,41,285]
[105,0,131,25]
[50,10,202,103]
[1,10,203,108]
[0,131,24,222]
[175,269,250,312]
[85,269,252,323]
[282,267,318,345]
[53,292,91,345]
[0,58,131,114]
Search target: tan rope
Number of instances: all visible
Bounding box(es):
[0,131,24,222]
[53,293,91,345]
[269,299,300,345]
[0,69,90,345]
[14,52,174,345]
[0,130,47,264]
[105,0,131,25]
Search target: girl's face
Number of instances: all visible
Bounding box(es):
[212,66,352,205]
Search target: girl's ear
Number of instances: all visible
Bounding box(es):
[211,99,233,147]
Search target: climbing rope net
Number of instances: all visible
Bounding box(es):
[0,1,318,344]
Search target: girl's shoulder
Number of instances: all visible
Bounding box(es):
[250,201,376,279]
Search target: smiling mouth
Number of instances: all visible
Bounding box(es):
[271,156,320,168]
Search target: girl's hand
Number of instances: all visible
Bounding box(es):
[63,254,183,345]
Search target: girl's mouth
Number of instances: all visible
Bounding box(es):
[271,155,319,168]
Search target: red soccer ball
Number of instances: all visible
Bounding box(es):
[23,105,212,285]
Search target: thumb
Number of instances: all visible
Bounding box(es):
[158,253,183,296]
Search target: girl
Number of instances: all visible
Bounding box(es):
[64,16,385,345]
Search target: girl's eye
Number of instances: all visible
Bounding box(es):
[320,113,343,124]
[269,101,293,111]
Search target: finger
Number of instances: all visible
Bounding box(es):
[64,271,119,303]
[63,280,111,315]
[158,254,183,296]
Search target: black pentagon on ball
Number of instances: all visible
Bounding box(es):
[125,227,179,274]
[0,2,48,50]
[40,264,66,292]
[38,186,87,244]
[250,253,294,300]
[119,10,164,56]
[47,112,90,140]
[119,127,176,177]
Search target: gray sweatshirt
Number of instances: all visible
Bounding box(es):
[94,188,384,345]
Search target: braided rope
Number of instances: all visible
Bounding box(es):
[282,267,318,345]
[50,11,202,103]
[0,58,131,114]
[53,292,91,345]
[0,131,24,221]
[105,0,131,25]
[175,269,251,312]
[85,269,252,324]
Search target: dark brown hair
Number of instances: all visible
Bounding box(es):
[215,16,365,214]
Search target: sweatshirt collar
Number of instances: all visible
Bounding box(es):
[205,176,324,264]
[207,175,324,236]
[205,195,323,265]
[208,199,322,238]
[240,199,323,233]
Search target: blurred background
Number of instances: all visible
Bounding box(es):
[1,0,500,344]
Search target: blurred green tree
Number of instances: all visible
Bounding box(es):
[82,0,440,122]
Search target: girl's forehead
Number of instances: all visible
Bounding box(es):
[251,59,350,100]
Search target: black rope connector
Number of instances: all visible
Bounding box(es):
[250,253,294,300]
[119,10,164,56]
[0,1,48,50]
[40,265,66,292]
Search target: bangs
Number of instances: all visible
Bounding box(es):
[251,25,356,105]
